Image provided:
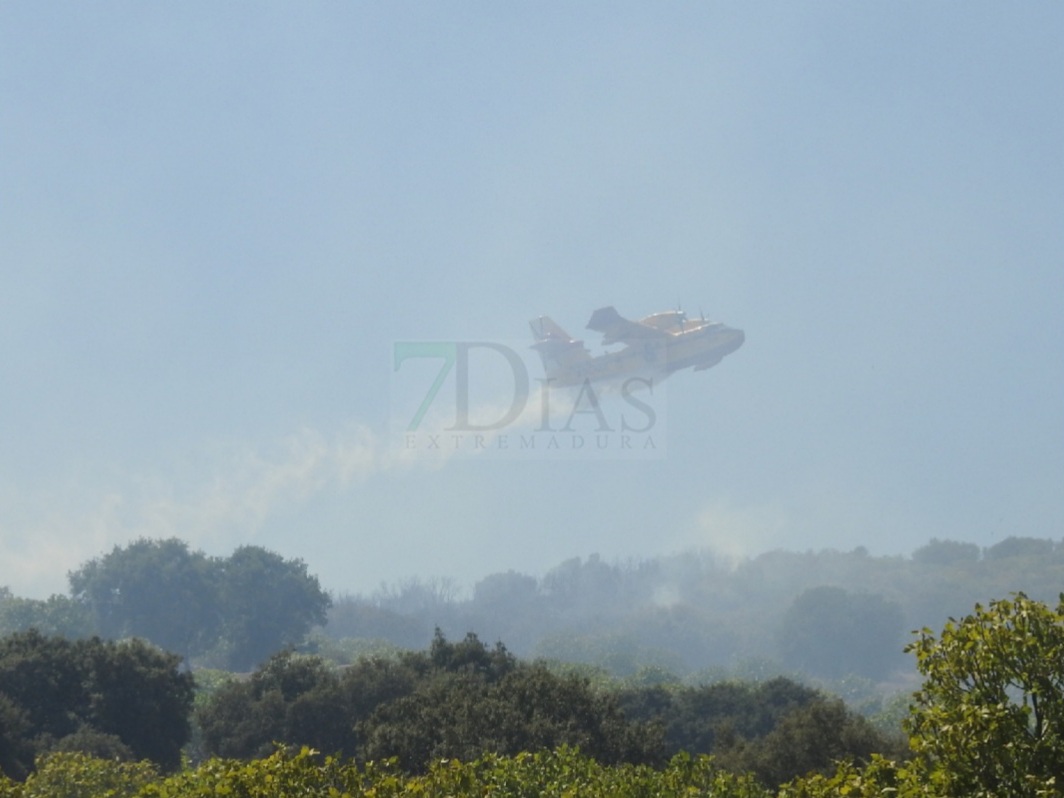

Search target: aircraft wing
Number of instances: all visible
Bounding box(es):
[586,306,668,346]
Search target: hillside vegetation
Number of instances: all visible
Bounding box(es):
[325,536,1064,683]
[2,592,1063,795]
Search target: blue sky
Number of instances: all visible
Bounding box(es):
[2,3,1062,598]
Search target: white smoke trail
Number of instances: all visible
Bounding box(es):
[0,423,391,598]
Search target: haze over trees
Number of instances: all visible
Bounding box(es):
[193,629,899,787]
[69,538,330,671]
[323,536,1064,686]
[3,593,1064,795]
[4,535,1064,689]
[778,586,905,680]
[1,534,1063,793]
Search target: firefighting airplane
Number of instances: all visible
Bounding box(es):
[529,305,744,387]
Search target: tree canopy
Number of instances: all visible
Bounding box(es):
[197,630,663,771]
[65,538,330,670]
[906,592,1064,796]
[0,631,193,779]
[778,586,906,680]
[4,593,1064,795]
[68,538,219,660]
[779,593,1064,797]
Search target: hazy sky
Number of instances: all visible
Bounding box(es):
[2,3,1062,599]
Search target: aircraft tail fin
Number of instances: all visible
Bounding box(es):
[529,316,573,343]
[529,316,590,377]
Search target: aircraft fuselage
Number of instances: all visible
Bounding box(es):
[531,308,744,388]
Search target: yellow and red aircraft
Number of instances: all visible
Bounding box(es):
[529,306,744,387]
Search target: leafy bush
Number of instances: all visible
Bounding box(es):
[0,632,193,779]
[197,631,663,770]
[7,752,157,798]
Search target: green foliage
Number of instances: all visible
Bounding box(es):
[325,595,431,648]
[427,627,516,679]
[324,538,1064,689]
[359,662,661,771]
[304,631,404,665]
[13,592,1064,795]
[42,727,133,762]
[195,650,351,759]
[906,592,1064,797]
[81,638,194,771]
[0,632,193,779]
[534,630,686,677]
[621,677,819,755]
[2,746,769,798]
[15,752,157,798]
[0,595,92,639]
[778,587,905,680]
[197,631,663,772]
[138,747,369,798]
[617,676,900,788]
[783,592,1064,797]
[778,755,933,798]
[719,696,904,788]
[0,694,33,782]
[983,536,1056,561]
[68,539,219,661]
[0,631,88,741]
[66,538,330,671]
[216,545,331,671]
[911,538,980,566]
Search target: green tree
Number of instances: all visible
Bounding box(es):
[198,632,662,772]
[14,751,158,798]
[0,694,33,782]
[68,538,221,661]
[196,650,343,759]
[67,539,330,671]
[215,545,331,671]
[324,594,429,648]
[0,631,88,741]
[0,594,93,639]
[911,538,980,567]
[82,638,194,771]
[906,592,1064,796]
[720,697,902,788]
[620,677,823,757]
[357,661,662,771]
[0,631,193,779]
[778,586,905,679]
[784,592,1064,796]
[983,536,1057,561]
[779,755,931,798]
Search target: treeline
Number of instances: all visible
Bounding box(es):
[3,593,1064,796]
[4,536,1062,687]
[0,625,895,789]
[196,632,659,769]
[0,748,768,798]
[325,536,1064,683]
[194,631,898,787]
[0,632,193,779]
[0,539,329,671]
